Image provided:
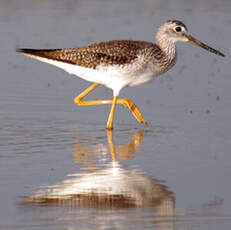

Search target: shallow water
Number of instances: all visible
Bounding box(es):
[1,0,231,229]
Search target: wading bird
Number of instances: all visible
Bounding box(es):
[17,20,225,130]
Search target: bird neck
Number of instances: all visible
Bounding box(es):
[156,33,176,62]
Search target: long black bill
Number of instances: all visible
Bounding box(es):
[185,34,225,57]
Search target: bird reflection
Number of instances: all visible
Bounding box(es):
[73,130,145,170]
[25,130,174,216]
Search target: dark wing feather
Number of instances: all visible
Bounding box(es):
[17,40,155,69]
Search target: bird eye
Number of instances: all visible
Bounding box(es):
[175,26,182,32]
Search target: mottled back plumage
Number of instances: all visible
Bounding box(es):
[18,40,162,69]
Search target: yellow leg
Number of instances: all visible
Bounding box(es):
[117,98,147,125]
[74,83,147,125]
[74,83,100,106]
[106,96,117,130]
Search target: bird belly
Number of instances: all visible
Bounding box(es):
[127,71,156,87]
[24,54,157,95]
[23,55,128,95]
[127,61,157,87]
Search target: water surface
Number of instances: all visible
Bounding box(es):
[0,0,231,229]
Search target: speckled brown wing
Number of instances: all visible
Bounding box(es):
[17,40,155,69]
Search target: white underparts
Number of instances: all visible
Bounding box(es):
[24,53,158,96]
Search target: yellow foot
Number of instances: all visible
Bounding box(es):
[117,98,147,125]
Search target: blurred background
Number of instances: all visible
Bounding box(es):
[0,0,231,230]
